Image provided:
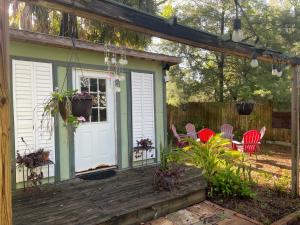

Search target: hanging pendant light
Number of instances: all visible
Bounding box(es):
[250,52,258,68]
[272,64,277,76]
[276,67,283,77]
[232,18,243,42]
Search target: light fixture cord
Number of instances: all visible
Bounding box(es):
[234,0,260,44]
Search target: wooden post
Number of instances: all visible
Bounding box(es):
[291,65,299,197]
[0,0,13,224]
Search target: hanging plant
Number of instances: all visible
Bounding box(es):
[235,86,255,115]
[236,102,254,115]
[43,89,93,128]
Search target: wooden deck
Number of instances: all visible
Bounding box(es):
[13,166,206,225]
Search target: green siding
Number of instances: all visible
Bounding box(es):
[57,67,71,181]
[10,40,166,179]
[120,73,129,168]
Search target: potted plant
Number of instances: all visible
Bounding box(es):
[16,148,53,188]
[43,89,93,128]
[133,138,155,161]
[236,102,255,115]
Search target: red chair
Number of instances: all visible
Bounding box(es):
[197,128,215,143]
[232,130,261,156]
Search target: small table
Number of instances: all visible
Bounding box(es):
[21,161,54,190]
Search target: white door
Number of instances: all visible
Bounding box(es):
[74,69,116,172]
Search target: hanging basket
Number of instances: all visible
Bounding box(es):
[236,102,254,115]
[58,95,93,122]
[71,95,93,121]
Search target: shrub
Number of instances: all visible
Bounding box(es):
[180,135,255,198]
[273,171,291,193]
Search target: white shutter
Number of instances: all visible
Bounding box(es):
[13,60,35,157]
[131,72,155,161]
[13,60,55,182]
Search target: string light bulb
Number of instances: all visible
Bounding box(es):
[277,67,283,77]
[250,52,258,68]
[272,65,277,76]
[232,18,243,42]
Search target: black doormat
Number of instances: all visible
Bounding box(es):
[77,170,116,181]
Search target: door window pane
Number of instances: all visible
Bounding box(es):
[91,108,99,122]
[99,94,107,107]
[90,94,98,107]
[81,77,108,123]
[99,79,106,92]
[90,79,97,92]
[100,109,107,122]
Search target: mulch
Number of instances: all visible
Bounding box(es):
[211,144,300,225]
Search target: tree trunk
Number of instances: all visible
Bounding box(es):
[0,0,13,224]
[60,13,78,38]
[217,7,225,102]
[218,55,225,102]
[20,3,33,31]
[34,7,50,33]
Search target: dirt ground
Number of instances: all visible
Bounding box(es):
[212,143,300,225]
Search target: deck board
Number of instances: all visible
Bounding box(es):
[13,166,206,225]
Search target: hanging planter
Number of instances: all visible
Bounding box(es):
[70,94,93,121]
[236,102,254,115]
[43,90,93,128]
[58,94,93,122]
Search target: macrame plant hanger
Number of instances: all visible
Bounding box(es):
[60,0,88,93]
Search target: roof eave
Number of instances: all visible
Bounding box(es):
[9,29,181,66]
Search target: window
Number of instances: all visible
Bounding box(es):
[81,77,107,122]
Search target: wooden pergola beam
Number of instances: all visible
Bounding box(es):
[22,0,300,65]
[0,0,12,224]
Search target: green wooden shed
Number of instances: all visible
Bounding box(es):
[9,29,180,187]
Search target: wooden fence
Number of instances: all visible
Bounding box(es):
[168,102,291,143]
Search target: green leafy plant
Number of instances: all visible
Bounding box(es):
[180,135,255,198]
[154,145,184,191]
[42,89,92,129]
[273,171,291,193]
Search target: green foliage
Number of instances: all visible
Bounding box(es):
[181,135,255,198]
[154,144,184,191]
[273,171,291,193]
[159,144,181,171]
[210,164,254,198]
[160,1,175,19]
[43,89,83,128]
[9,0,164,49]
[161,0,296,107]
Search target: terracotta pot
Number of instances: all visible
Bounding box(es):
[236,102,254,115]
[71,95,93,121]
[42,151,50,162]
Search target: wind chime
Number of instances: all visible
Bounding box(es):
[104,45,128,92]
